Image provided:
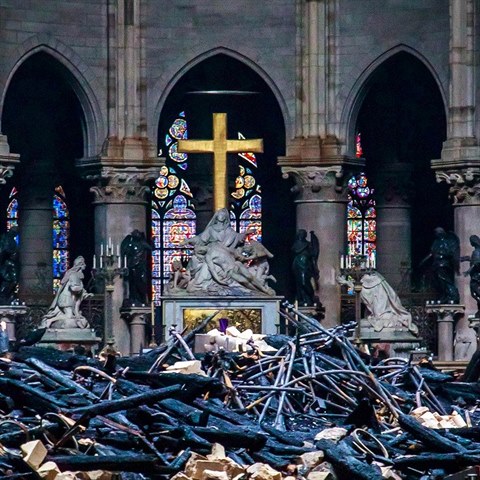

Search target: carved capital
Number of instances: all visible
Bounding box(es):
[87,167,160,204]
[435,167,480,205]
[0,134,20,186]
[281,165,348,201]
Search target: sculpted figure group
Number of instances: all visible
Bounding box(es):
[166,208,276,296]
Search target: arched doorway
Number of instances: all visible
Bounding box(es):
[154,53,293,299]
[355,51,448,292]
[1,52,93,304]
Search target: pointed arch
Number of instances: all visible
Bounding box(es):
[1,35,105,156]
[150,47,290,140]
[341,45,447,156]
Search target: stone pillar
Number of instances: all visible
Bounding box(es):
[426,304,465,361]
[373,164,413,290]
[87,166,160,355]
[121,305,149,355]
[430,0,479,360]
[281,165,349,327]
[18,173,54,299]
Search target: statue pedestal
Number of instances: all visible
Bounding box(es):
[162,295,283,337]
[358,320,422,358]
[426,304,465,361]
[120,305,151,355]
[38,328,101,353]
[0,305,27,341]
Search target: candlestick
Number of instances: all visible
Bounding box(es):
[100,256,103,268]
[340,255,345,269]
[117,244,120,256]
[124,255,127,268]
[101,243,104,256]
[118,255,121,268]
[93,254,96,269]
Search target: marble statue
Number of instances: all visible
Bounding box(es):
[170,208,275,296]
[462,234,480,317]
[421,227,460,304]
[359,272,418,335]
[0,227,19,304]
[121,229,152,305]
[42,256,92,329]
[337,271,418,335]
[291,229,319,306]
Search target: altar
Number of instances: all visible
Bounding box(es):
[162,295,283,336]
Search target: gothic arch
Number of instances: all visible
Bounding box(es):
[150,47,290,141]
[1,35,105,157]
[341,45,447,157]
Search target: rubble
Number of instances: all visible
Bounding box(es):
[1,304,480,479]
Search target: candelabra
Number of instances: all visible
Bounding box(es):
[339,253,375,342]
[92,239,129,343]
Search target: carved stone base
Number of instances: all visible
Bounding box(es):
[358,320,422,359]
[0,305,28,341]
[38,328,101,353]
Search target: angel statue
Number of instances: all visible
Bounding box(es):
[291,229,320,306]
[461,234,480,317]
[420,227,460,304]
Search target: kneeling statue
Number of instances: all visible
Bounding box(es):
[42,256,92,329]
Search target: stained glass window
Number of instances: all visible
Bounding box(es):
[230,133,262,242]
[152,112,196,304]
[347,173,376,262]
[355,132,363,158]
[53,186,70,293]
[7,187,19,242]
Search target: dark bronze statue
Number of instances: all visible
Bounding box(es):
[121,229,151,305]
[462,234,480,317]
[421,227,460,304]
[291,229,319,306]
[0,227,19,304]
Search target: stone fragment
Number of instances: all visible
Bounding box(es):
[20,440,48,470]
[298,450,324,470]
[170,474,191,480]
[37,461,61,480]
[246,462,282,480]
[380,466,403,479]
[308,473,334,480]
[207,443,226,460]
[314,427,348,443]
[201,470,229,480]
[165,360,206,375]
[87,471,113,480]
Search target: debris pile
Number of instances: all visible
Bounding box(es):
[0,306,480,479]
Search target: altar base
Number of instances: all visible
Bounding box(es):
[120,305,151,355]
[162,296,283,336]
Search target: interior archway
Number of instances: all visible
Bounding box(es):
[156,53,294,297]
[355,51,448,291]
[1,51,93,300]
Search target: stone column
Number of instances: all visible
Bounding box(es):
[426,304,465,361]
[87,166,160,355]
[18,172,54,300]
[281,165,349,327]
[373,164,413,290]
[120,305,149,355]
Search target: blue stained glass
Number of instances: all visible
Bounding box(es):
[178,163,188,170]
[53,191,70,293]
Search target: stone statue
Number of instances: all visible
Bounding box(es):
[420,227,460,304]
[461,234,480,317]
[337,271,418,335]
[0,227,19,304]
[359,272,418,335]
[174,208,275,296]
[291,229,319,306]
[121,229,152,305]
[42,256,92,329]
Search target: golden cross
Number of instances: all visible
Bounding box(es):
[177,112,263,211]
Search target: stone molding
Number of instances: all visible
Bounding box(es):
[281,165,348,201]
[0,135,20,185]
[434,167,480,205]
[88,167,160,204]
